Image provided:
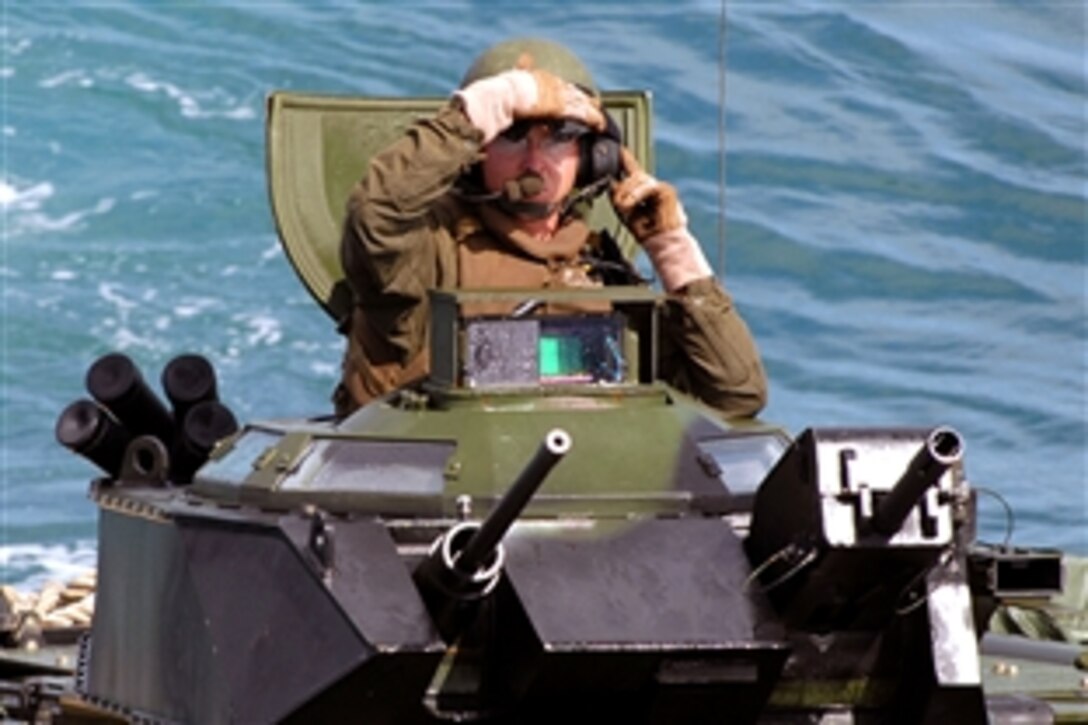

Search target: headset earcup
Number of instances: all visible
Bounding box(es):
[578,136,622,186]
[591,136,621,183]
[578,110,623,187]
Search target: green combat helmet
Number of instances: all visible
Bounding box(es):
[460,37,598,95]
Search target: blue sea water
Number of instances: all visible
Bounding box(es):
[1,1,1085,587]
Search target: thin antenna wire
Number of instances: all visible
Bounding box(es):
[975,486,1016,548]
[716,0,728,276]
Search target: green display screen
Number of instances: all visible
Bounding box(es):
[539,334,584,378]
[538,318,623,384]
[464,314,626,387]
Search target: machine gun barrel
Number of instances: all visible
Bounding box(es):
[455,428,572,576]
[869,426,963,537]
[414,429,572,642]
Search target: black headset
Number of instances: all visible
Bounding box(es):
[577,111,623,188]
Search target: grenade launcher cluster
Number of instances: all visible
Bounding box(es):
[55,352,238,484]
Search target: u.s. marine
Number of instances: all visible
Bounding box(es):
[334,38,767,419]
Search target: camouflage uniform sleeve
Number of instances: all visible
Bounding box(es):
[659,276,768,418]
[340,105,483,358]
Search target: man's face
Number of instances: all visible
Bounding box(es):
[481,121,582,212]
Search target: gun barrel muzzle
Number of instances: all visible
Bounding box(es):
[870,426,964,537]
[456,429,572,575]
[55,398,133,477]
[162,353,219,425]
[170,400,239,484]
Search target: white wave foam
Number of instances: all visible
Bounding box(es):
[40,69,95,89]
[21,197,116,234]
[174,297,218,318]
[4,37,32,57]
[0,541,97,592]
[238,314,283,347]
[90,282,174,354]
[0,179,53,210]
[124,71,256,121]
[260,242,282,262]
[97,282,138,312]
[309,361,337,377]
[110,327,162,352]
[2,179,116,237]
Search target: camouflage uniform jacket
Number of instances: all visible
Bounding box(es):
[336,105,768,418]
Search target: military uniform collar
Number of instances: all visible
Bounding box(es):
[475,204,588,263]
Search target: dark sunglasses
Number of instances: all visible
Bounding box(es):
[498,119,589,144]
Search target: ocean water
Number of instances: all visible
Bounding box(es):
[1,1,1084,587]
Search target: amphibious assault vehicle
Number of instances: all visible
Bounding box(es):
[2,91,1083,723]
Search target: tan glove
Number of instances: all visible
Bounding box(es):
[611,149,712,291]
[452,69,605,145]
